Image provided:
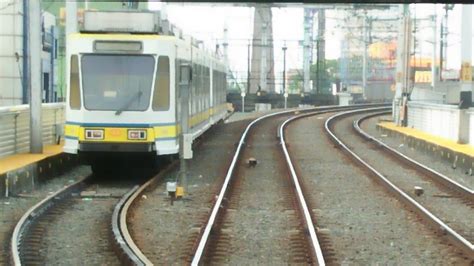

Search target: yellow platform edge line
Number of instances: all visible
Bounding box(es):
[378,122,474,157]
[0,143,63,175]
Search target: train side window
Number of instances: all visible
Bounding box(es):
[69,55,81,110]
[152,56,170,111]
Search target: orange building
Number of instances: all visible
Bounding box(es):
[369,41,440,68]
[369,41,397,60]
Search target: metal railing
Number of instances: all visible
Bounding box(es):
[0,103,65,159]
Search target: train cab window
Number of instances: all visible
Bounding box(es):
[152,56,170,111]
[81,54,154,111]
[69,55,81,109]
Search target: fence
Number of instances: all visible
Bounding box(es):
[0,103,65,159]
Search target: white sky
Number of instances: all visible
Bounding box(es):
[149,3,473,89]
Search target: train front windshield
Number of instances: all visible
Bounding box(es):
[81,54,155,112]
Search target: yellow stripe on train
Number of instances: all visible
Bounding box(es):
[64,125,179,142]
[63,104,228,142]
[78,127,156,142]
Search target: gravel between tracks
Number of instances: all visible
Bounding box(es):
[39,181,135,265]
[130,120,249,264]
[340,112,473,244]
[0,165,91,265]
[285,112,466,264]
[217,113,312,264]
[363,115,474,190]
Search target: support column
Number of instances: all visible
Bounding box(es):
[458,4,472,144]
[260,21,267,92]
[29,0,42,153]
[250,5,275,93]
[460,5,472,95]
[394,4,411,126]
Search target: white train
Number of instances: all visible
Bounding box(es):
[63,11,228,172]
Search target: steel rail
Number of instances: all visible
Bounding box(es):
[10,176,90,265]
[354,111,474,201]
[113,161,179,266]
[191,108,309,265]
[112,185,152,266]
[325,107,474,259]
[278,110,339,266]
[276,107,384,265]
[190,104,388,265]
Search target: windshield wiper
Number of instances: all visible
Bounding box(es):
[115,90,143,115]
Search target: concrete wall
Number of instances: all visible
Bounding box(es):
[407,101,460,142]
[0,0,24,106]
[413,82,462,104]
[365,81,394,101]
[410,87,445,104]
[468,110,474,146]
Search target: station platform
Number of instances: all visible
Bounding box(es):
[377,121,474,171]
[0,143,77,197]
[0,144,63,175]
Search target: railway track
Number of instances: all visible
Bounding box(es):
[356,111,474,202]
[10,104,388,266]
[114,105,382,265]
[187,105,384,265]
[10,172,151,265]
[325,107,474,261]
[111,161,178,265]
[10,176,91,265]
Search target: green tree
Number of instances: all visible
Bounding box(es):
[287,59,340,94]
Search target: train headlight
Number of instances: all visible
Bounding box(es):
[85,129,104,140]
[128,129,147,140]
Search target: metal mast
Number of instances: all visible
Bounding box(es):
[303,8,313,93]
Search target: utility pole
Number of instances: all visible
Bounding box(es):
[440,4,453,81]
[282,43,287,94]
[316,8,326,94]
[431,8,438,89]
[439,7,444,81]
[22,0,28,104]
[178,63,192,196]
[247,42,251,94]
[223,21,229,81]
[29,0,42,153]
[362,11,368,100]
[303,8,312,93]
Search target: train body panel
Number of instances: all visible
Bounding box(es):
[63,32,228,160]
